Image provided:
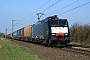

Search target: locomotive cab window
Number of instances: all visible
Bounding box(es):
[50,20,68,27]
[59,20,68,26]
[51,21,59,26]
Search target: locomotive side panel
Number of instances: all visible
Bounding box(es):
[32,22,44,40]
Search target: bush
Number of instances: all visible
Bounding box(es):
[70,22,90,44]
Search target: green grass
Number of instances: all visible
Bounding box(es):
[70,42,90,46]
[70,42,80,45]
[0,38,44,60]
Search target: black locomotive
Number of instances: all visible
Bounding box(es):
[31,15,70,46]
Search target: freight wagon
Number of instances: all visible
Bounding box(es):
[23,25,32,42]
[10,33,12,39]
[13,31,17,39]
[6,34,9,38]
[19,27,24,40]
[15,27,24,40]
[6,33,12,39]
[12,26,32,42]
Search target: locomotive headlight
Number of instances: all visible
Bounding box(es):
[52,34,55,35]
[64,33,68,36]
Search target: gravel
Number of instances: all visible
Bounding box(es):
[13,40,90,60]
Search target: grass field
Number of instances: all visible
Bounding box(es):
[0,38,44,60]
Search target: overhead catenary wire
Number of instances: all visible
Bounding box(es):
[14,20,21,26]
[51,0,79,14]
[28,0,61,23]
[42,0,62,12]
[22,0,51,26]
[58,1,90,15]
[28,0,62,24]
[35,0,50,12]
[23,0,62,25]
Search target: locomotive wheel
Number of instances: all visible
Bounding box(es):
[48,40,53,47]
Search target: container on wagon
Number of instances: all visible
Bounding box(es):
[24,25,32,38]
[13,31,17,39]
[10,33,12,39]
[20,27,24,38]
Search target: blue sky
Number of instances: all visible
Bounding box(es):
[0,0,90,34]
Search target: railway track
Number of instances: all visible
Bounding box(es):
[40,43,90,56]
[53,44,90,56]
[61,47,90,56]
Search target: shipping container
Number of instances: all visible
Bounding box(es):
[10,33,12,39]
[24,25,32,38]
[16,28,24,40]
[20,27,24,38]
[17,29,20,39]
[13,31,17,39]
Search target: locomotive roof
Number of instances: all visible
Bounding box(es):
[33,15,68,26]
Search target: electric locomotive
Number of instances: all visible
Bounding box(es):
[32,15,70,46]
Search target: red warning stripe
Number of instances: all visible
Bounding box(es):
[56,33,64,37]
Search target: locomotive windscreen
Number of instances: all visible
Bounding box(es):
[50,20,68,27]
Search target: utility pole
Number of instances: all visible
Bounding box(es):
[12,20,15,40]
[37,13,44,21]
[12,20,21,40]
[5,28,7,38]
